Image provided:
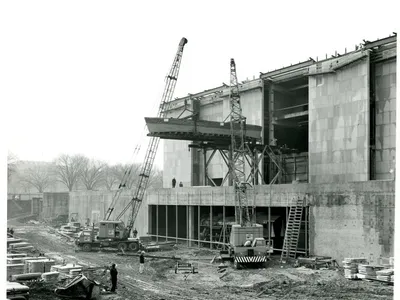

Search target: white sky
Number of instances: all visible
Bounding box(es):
[2,0,398,168]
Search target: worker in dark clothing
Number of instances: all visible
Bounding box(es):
[110,264,118,292]
[179,181,183,187]
[133,228,138,238]
[172,177,176,188]
[139,251,145,274]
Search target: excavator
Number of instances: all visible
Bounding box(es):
[75,37,188,252]
[220,58,273,269]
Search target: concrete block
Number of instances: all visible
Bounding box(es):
[383,137,390,149]
[383,112,390,125]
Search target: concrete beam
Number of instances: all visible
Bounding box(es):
[260,60,314,79]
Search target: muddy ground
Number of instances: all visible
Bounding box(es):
[8,221,394,300]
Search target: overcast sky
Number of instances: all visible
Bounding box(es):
[2,0,398,168]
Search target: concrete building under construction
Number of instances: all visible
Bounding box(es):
[144,34,397,263]
[67,34,396,264]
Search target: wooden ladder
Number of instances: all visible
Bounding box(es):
[280,197,305,263]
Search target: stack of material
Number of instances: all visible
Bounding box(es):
[7,257,24,265]
[70,269,83,276]
[7,238,25,248]
[51,264,83,275]
[358,264,385,280]
[42,271,60,282]
[9,242,31,249]
[7,253,28,259]
[11,273,42,281]
[7,264,25,280]
[376,269,394,282]
[25,259,55,273]
[343,258,367,279]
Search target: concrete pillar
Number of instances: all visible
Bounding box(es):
[222,206,226,248]
[175,205,178,243]
[156,205,159,243]
[198,205,201,248]
[209,206,213,249]
[188,206,195,247]
[166,205,168,241]
[148,205,152,235]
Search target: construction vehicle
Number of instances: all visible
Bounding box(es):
[220,59,272,269]
[75,37,188,252]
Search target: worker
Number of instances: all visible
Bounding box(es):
[172,177,177,188]
[9,228,14,236]
[133,228,138,238]
[139,251,145,274]
[179,181,183,187]
[110,264,118,292]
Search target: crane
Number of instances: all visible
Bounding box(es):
[75,37,188,252]
[228,58,251,227]
[221,58,272,269]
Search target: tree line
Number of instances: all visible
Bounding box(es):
[7,153,163,193]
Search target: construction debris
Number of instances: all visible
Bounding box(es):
[54,274,101,299]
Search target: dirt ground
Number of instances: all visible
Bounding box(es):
[8,221,394,300]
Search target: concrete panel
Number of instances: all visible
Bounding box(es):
[374,59,396,180]
[308,58,370,183]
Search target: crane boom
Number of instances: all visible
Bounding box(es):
[229,58,251,226]
[116,38,188,235]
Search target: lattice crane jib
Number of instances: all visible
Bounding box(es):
[105,38,188,236]
[229,58,250,227]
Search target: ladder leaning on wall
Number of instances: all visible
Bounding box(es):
[280,197,305,263]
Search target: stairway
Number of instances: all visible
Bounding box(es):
[280,197,305,263]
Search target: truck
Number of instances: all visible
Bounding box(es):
[221,224,273,269]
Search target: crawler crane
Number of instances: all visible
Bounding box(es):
[75,37,188,252]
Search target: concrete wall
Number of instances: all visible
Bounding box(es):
[42,192,69,219]
[69,190,148,237]
[309,54,370,183]
[147,180,394,264]
[374,59,396,179]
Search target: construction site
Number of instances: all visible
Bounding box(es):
[7,33,396,300]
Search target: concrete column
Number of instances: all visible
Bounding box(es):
[209,206,213,249]
[198,205,201,248]
[269,85,275,183]
[305,206,308,255]
[268,206,271,254]
[188,206,195,247]
[222,206,226,248]
[175,205,178,243]
[166,205,168,241]
[156,205,159,243]
[148,205,152,235]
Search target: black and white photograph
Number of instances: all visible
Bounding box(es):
[2,1,399,299]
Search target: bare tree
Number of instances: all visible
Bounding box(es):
[148,167,163,188]
[20,165,54,193]
[102,165,119,191]
[7,152,18,183]
[80,159,106,190]
[54,154,86,191]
